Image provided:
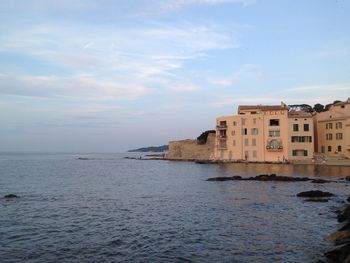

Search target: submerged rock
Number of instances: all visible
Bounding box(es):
[296,190,334,198]
[305,198,329,203]
[311,179,331,184]
[337,204,350,223]
[324,242,350,262]
[4,194,19,198]
[326,230,350,243]
[206,175,242,181]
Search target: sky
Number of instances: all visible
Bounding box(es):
[0,0,350,152]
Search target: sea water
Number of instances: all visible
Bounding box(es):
[0,152,349,262]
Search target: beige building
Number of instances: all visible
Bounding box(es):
[215,103,314,162]
[314,99,350,158]
[288,110,314,160]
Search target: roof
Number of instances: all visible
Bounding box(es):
[288,110,313,118]
[332,98,350,106]
[238,105,288,112]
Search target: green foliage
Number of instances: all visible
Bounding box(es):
[197,130,215,145]
[313,103,325,112]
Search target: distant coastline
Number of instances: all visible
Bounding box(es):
[128,145,168,152]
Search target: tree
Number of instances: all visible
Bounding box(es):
[197,130,215,145]
[313,103,325,113]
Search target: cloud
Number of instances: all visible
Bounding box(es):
[208,64,263,87]
[138,0,255,15]
[283,83,350,93]
[0,21,237,98]
[211,96,281,108]
[170,83,201,92]
[211,83,350,109]
[0,74,153,99]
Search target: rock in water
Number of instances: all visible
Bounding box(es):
[305,198,329,203]
[4,194,19,198]
[296,190,334,198]
[337,204,350,222]
[326,230,350,243]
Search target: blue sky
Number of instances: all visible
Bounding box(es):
[1,0,349,152]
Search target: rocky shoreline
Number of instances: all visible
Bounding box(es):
[320,200,350,263]
[207,174,350,262]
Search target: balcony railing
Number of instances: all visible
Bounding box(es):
[217,135,227,139]
[217,144,227,149]
[216,125,227,129]
[266,145,283,151]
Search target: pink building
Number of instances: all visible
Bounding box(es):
[215,103,314,162]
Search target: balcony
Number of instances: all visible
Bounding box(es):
[266,139,283,151]
[216,125,227,130]
[217,144,227,150]
[217,135,227,139]
[266,145,283,151]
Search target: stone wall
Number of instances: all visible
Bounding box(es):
[167,133,215,160]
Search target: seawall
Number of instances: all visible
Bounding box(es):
[167,133,215,161]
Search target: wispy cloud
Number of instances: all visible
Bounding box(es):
[282,83,350,93]
[0,74,153,99]
[211,83,350,109]
[138,0,256,15]
[0,21,237,98]
[208,64,263,87]
[170,82,201,92]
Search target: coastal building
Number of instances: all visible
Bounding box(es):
[215,103,314,162]
[314,99,350,158]
[288,110,314,160]
[215,103,290,162]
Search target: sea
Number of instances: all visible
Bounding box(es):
[1,152,349,263]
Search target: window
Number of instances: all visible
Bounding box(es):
[304,150,308,156]
[252,151,257,158]
[304,124,309,131]
[269,130,280,137]
[251,128,259,135]
[293,124,299,131]
[241,118,246,125]
[242,128,247,135]
[267,139,282,149]
[336,133,343,140]
[326,133,333,140]
[336,122,342,129]
[292,150,297,156]
[338,145,342,152]
[244,151,249,159]
[233,121,237,126]
[328,146,332,152]
[252,138,256,146]
[219,130,226,137]
[326,123,333,129]
[244,138,249,146]
[228,151,232,159]
[253,118,256,125]
[269,119,280,126]
[220,151,224,158]
[291,136,312,143]
[219,141,227,148]
[233,140,236,146]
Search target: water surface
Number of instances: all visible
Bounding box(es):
[1,153,349,262]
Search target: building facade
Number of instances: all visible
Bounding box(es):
[288,110,314,160]
[314,99,350,158]
[215,103,314,162]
